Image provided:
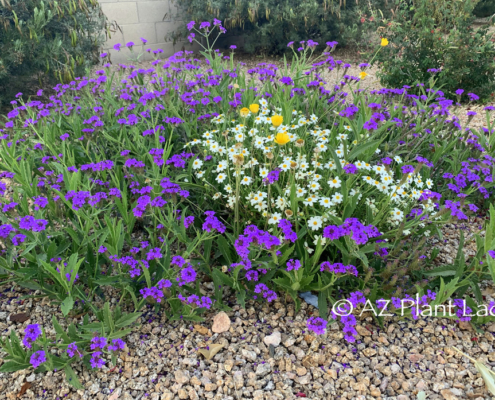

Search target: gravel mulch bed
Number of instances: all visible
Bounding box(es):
[2,284,495,400]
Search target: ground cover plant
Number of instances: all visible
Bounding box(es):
[1,20,495,386]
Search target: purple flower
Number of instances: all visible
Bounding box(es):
[140,287,164,303]
[146,247,163,261]
[263,169,281,185]
[468,92,479,101]
[187,21,195,31]
[30,350,46,369]
[306,317,327,335]
[322,225,343,241]
[286,259,301,271]
[90,336,107,350]
[184,216,195,228]
[343,163,358,174]
[108,338,126,352]
[12,234,26,246]
[113,43,121,52]
[90,351,105,369]
[23,324,42,349]
[202,211,226,234]
[488,250,495,259]
[67,342,81,358]
[177,266,197,286]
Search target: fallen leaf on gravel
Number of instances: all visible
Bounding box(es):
[198,343,224,360]
[194,325,209,335]
[475,360,495,396]
[295,393,307,397]
[18,382,31,397]
[10,313,29,323]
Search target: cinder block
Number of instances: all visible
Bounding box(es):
[137,1,171,23]
[121,23,157,45]
[101,2,139,24]
[155,20,184,43]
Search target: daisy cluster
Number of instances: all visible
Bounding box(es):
[185,98,470,253]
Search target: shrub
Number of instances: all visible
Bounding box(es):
[168,0,388,54]
[473,0,495,18]
[371,0,495,102]
[0,0,108,108]
[1,20,495,382]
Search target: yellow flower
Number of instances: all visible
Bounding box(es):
[249,104,259,113]
[274,132,290,145]
[359,71,368,79]
[240,107,250,117]
[271,115,283,127]
[381,38,389,47]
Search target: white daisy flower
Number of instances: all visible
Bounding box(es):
[192,159,203,169]
[308,216,323,230]
[328,177,342,188]
[216,173,227,183]
[331,193,343,204]
[319,197,332,208]
[241,176,252,185]
[268,213,282,225]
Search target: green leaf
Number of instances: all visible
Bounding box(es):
[347,139,384,161]
[318,289,329,321]
[115,313,141,329]
[212,268,234,288]
[64,365,83,389]
[216,235,233,265]
[423,265,457,277]
[61,296,74,316]
[103,302,114,333]
[0,360,31,373]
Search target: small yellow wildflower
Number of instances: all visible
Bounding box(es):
[240,107,249,117]
[359,71,368,79]
[381,38,389,47]
[271,115,283,127]
[274,132,290,145]
[249,104,259,113]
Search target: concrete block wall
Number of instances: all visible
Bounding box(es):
[99,0,197,64]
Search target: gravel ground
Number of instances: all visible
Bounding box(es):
[2,49,495,400]
[2,284,495,400]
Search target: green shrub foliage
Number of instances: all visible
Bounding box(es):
[372,0,495,101]
[473,0,495,18]
[168,0,390,54]
[0,0,108,107]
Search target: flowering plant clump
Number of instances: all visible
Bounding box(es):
[0,303,137,387]
[1,18,495,384]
